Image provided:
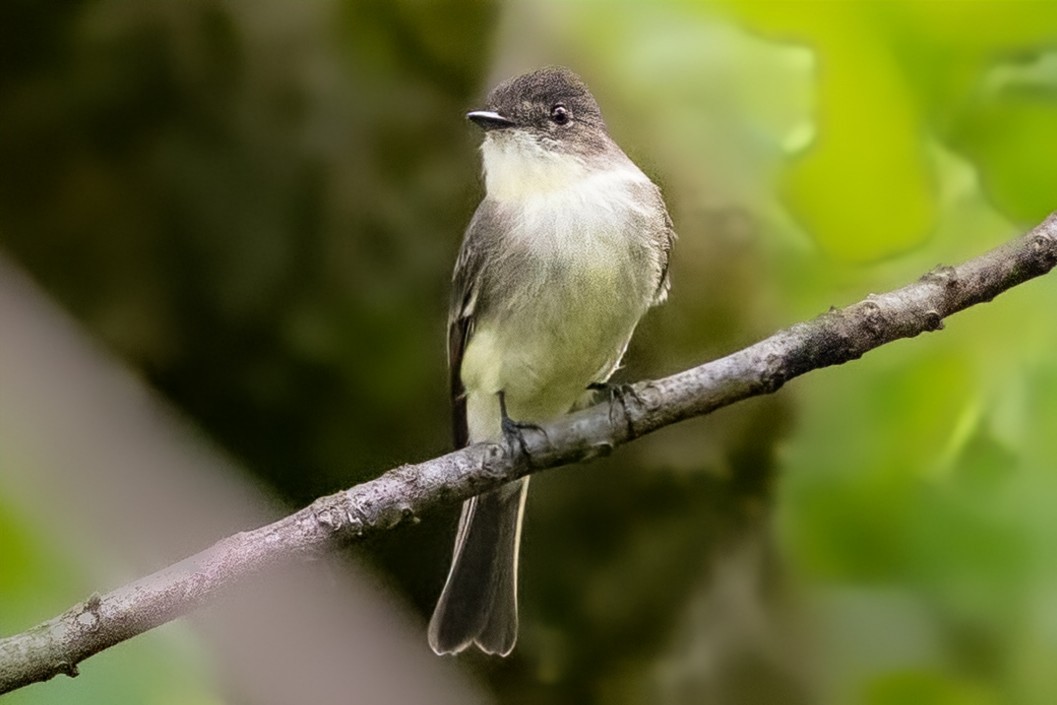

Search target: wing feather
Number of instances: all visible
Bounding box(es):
[637,181,677,305]
[448,202,501,448]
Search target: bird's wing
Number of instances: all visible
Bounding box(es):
[637,181,677,305]
[448,201,501,449]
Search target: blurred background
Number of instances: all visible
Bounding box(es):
[2,1,1057,703]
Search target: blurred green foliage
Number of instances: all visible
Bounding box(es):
[2,1,1057,704]
[0,471,218,705]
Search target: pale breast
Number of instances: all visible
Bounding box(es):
[459,169,659,434]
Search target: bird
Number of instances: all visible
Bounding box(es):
[428,66,675,656]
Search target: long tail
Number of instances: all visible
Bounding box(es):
[428,478,528,655]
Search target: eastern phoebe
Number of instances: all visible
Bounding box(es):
[428,66,675,656]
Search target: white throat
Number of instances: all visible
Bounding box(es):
[480,131,594,201]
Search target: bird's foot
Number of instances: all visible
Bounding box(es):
[587,382,643,437]
[498,391,547,466]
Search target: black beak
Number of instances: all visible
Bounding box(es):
[466,110,515,131]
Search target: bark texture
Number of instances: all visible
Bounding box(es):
[2,212,1055,694]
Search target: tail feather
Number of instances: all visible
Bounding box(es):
[428,479,528,655]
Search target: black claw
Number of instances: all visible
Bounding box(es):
[498,391,547,465]
[588,381,643,437]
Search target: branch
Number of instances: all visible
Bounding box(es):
[3,213,1055,694]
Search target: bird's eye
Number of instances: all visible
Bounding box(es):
[550,104,570,125]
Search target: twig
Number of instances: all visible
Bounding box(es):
[2,213,1055,694]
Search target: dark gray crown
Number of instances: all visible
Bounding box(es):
[485,66,607,134]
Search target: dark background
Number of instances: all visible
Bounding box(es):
[3,2,1057,704]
